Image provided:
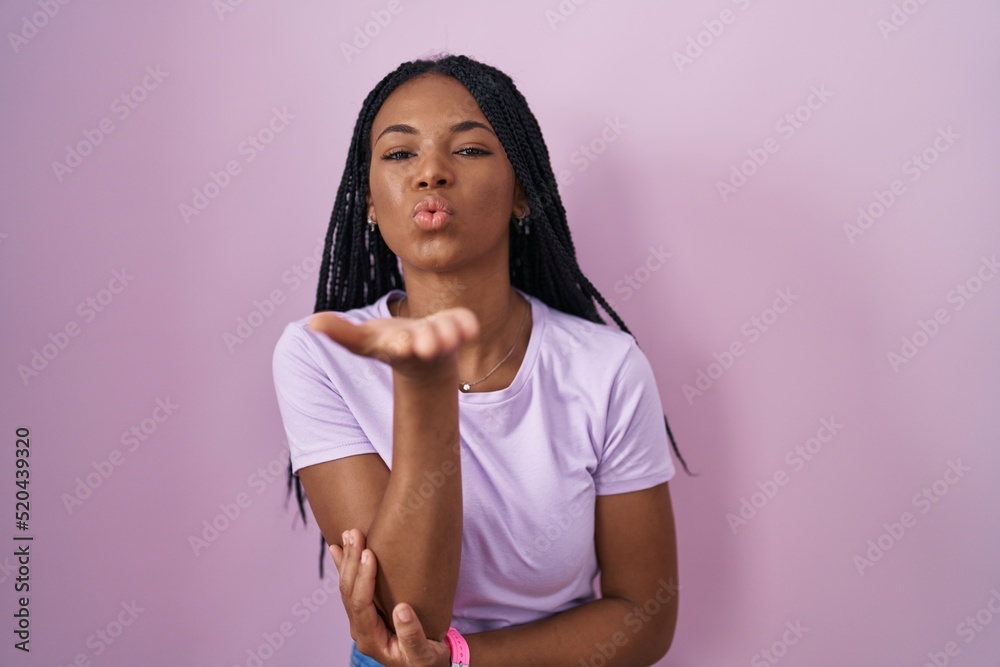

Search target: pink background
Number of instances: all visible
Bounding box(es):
[3,1,999,665]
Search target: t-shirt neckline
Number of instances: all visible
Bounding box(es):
[376,287,544,404]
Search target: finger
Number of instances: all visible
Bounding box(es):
[426,315,460,356]
[328,543,342,570]
[349,548,393,659]
[339,529,361,600]
[394,604,442,664]
[306,313,368,355]
[350,548,386,636]
[449,307,480,342]
[351,548,376,609]
[411,318,443,360]
[383,326,414,363]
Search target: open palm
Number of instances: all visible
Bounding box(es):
[307,305,480,379]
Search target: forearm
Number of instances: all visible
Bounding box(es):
[465,595,674,667]
[365,364,463,641]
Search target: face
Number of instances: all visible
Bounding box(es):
[366,73,527,272]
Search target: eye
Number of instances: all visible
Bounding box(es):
[380,147,491,161]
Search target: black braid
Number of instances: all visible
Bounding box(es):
[287,52,696,578]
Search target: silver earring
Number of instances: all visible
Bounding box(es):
[514,211,530,234]
[367,217,377,232]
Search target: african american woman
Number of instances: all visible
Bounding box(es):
[271,53,691,667]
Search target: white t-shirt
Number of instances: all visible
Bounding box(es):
[271,287,676,634]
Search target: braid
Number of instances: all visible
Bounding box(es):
[288,53,695,578]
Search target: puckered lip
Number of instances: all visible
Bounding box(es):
[412,194,455,216]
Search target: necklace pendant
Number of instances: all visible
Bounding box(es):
[460,382,471,392]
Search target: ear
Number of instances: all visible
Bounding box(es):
[365,190,375,220]
[512,180,529,218]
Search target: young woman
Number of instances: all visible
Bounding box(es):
[271,53,691,667]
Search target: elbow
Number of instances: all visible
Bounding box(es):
[377,591,453,643]
[629,597,677,665]
[402,605,453,643]
[650,630,675,664]
[650,599,678,662]
[635,626,674,667]
[423,612,453,644]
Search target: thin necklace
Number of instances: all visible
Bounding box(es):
[394,294,530,392]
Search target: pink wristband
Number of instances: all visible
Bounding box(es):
[444,626,470,666]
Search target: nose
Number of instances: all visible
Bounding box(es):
[413,150,453,189]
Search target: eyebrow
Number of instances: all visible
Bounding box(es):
[374,120,495,144]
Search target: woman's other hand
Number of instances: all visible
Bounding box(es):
[330,529,452,667]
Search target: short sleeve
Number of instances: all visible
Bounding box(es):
[271,322,376,476]
[593,339,676,495]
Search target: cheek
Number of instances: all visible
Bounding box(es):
[368,170,406,212]
[474,171,515,214]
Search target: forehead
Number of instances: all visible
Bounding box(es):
[371,75,489,135]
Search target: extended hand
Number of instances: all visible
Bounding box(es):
[308,305,479,380]
[330,529,452,667]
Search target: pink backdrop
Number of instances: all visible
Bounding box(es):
[3,1,999,665]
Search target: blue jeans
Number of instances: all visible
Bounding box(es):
[350,642,387,667]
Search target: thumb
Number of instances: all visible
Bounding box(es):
[393,604,435,662]
[307,312,367,355]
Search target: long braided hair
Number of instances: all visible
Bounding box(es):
[287,52,694,578]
